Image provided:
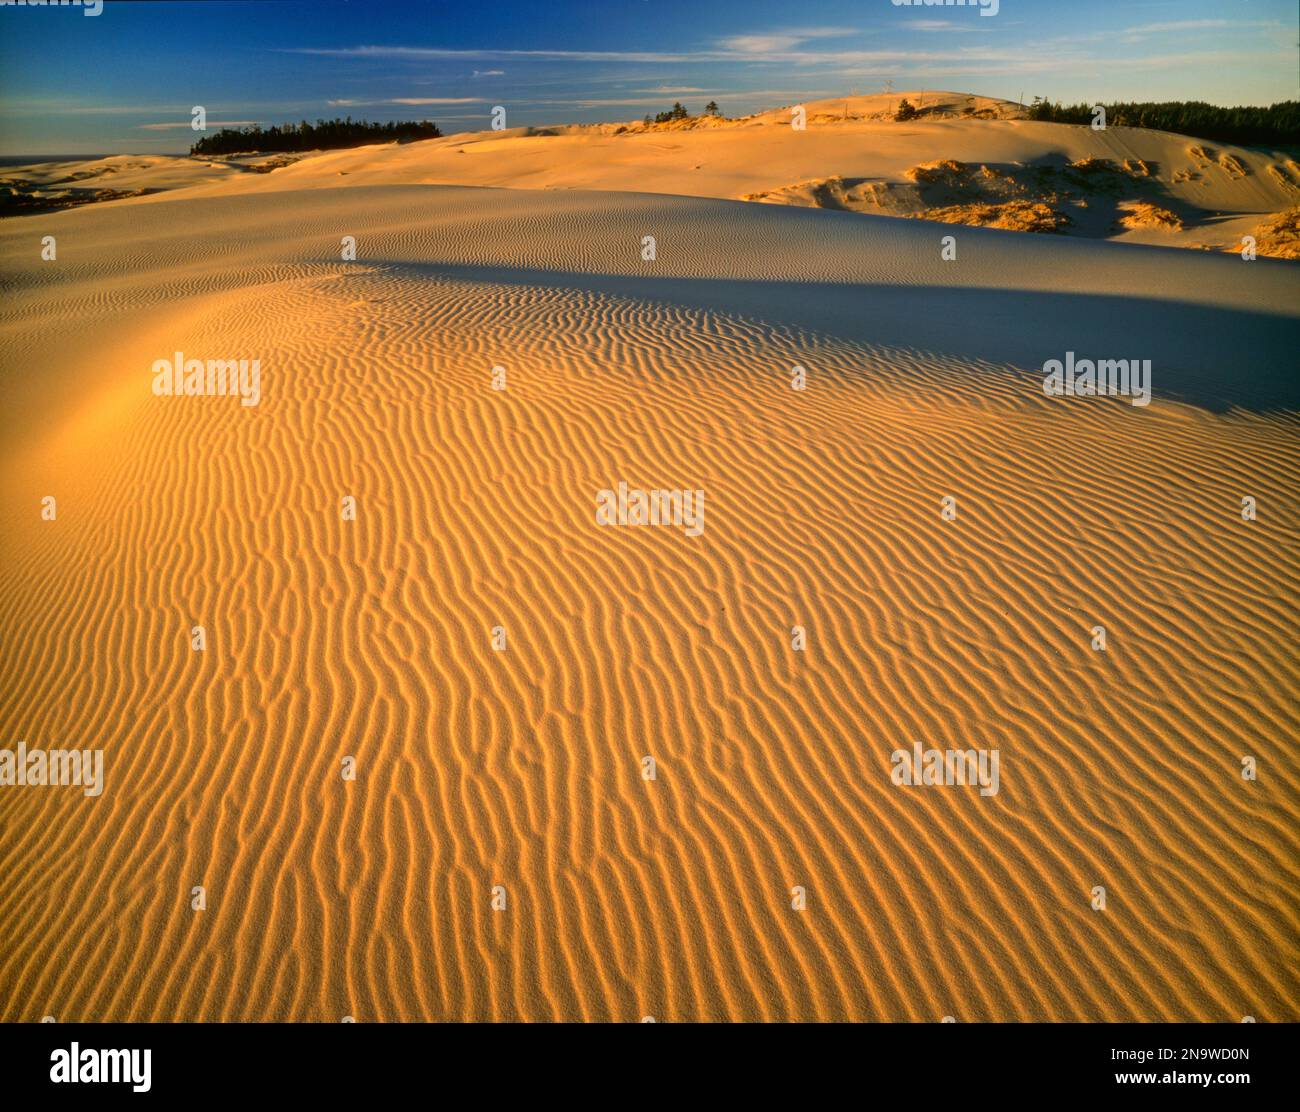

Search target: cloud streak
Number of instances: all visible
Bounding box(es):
[139,120,258,130]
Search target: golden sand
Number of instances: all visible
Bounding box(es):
[1,108,1298,1021]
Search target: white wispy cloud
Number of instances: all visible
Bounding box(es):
[847,44,1295,83]
[283,45,701,63]
[1122,19,1235,36]
[904,19,979,34]
[0,100,204,116]
[139,120,257,130]
[390,97,483,105]
[717,27,857,54]
[284,43,970,66]
[282,30,873,66]
[326,97,483,108]
[1118,18,1283,45]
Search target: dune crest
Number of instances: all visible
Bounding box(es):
[6,91,1297,255]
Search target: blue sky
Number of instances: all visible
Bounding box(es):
[1,0,1296,154]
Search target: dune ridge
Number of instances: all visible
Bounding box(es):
[6,91,1298,254]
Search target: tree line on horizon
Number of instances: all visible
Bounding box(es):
[643,101,721,125]
[190,117,442,156]
[1024,98,1299,147]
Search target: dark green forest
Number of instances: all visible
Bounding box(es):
[190,118,442,156]
[1024,99,1299,147]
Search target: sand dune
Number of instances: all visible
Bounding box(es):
[0,153,295,216]
[9,92,1296,255]
[1,183,1297,1020]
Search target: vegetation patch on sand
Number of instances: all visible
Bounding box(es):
[1117,202,1185,231]
[1243,207,1300,259]
[745,156,1186,236]
[741,175,918,215]
[0,183,160,217]
[912,200,1070,232]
